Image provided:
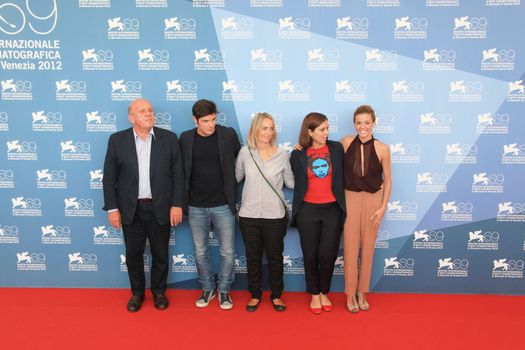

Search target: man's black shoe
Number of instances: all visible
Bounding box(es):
[127,295,144,312]
[154,293,169,310]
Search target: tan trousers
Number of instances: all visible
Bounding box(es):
[343,190,382,296]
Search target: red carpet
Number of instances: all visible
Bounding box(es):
[1,288,523,350]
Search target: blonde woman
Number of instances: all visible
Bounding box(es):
[341,105,392,313]
[236,112,294,312]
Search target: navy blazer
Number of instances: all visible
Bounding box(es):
[179,124,241,215]
[102,127,185,226]
[289,140,346,227]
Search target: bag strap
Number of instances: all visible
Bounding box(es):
[248,147,287,212]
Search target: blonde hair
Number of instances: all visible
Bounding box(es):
[247,112,277,149]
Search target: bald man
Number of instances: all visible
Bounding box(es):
[103,98,184,312]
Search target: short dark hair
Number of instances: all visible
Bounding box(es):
[298,112,328,148]
[353,105,376,123]
[192,99,217,119]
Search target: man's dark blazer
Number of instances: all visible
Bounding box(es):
[289,140,346,227]
[178,124,241,215]
[102,127,185,226]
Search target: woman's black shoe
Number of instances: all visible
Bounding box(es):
[271,298,286,312]
[246,298,261,312]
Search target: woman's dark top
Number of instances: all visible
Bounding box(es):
[344,136,383,193]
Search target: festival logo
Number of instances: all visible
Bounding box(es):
[416,172,448,193]
[250,49,282,71]
[193,48,225,70]
[36,169,67,189]
[107,17,139,40]
[374,113,395,134]
[1,79,32,100]
[334,81,367,102]
[0,169,14,188]
[386,200,417,221]
[41,225,71,245]
[166,80,198,101]
[16,252,46,271]
[394,17,428,39]
[221,80,254,102]
[93,225,123,245]
[86,111,116,133]
[467,230,499,250]
[55,79,87,101]
[89,169,103,189]
[383,257,414,276]
[444,143,477,164]
[60,140,91,161]
[0,225,19,244]
[389,143,421,164]
[307,49,340,70]
[481,48,515,71]
[492,258,523,279]
[437,258,468,277]
[374,230,390,249]
[31,110,62,132]
[496,202,525,222]
[507,80,525,102]
[453,16,487,39]
[422,49,456,71]
[111,80,142,101]
[441,201,473,222]
[154,112,172,130]
[171,253,198,273]
[81,48,114,70]
[278,17,311,39]
[232,255,247,274]
[419,112,452,134]
[11,196,41,216]
[164,17,196,40]
[277,80,310,102]
[501,143,525,164]
[64,197,94,217]
[283,255,305,275]
[471,172,504,193]
[486,0,520,5]
[68,252,98,272]
[220,16,253,39]
[137,48,169,70]
[391,80,424,102]
[364,49,397,71]
[476,112,509,135]
[412,229,444,249]
[6,139,37,160]
[335,17,368,40]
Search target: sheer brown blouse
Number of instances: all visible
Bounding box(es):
[344,136,383,193]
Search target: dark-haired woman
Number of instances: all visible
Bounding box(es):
[290,112,346,314]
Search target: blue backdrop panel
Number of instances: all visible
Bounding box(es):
[0,0,523,294]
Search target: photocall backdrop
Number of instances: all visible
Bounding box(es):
[0,0,523,294]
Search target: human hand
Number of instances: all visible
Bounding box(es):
[370,208,385,230]
[170,206,183,226]
[108,210,121,229]
[294,143,303,151]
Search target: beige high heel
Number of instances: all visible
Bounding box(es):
[347,295,359,313]
[357,292,370,311]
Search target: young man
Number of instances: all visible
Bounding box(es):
[179,99,241,310]
[103,98,184,312]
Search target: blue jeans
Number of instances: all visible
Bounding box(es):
[188,205,236,293]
